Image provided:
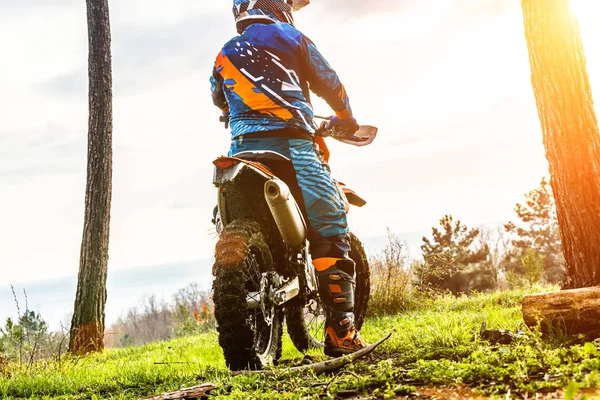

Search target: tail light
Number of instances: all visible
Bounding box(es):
[213,157,239,169]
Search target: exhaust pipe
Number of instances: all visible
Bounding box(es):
[264,179,307,247]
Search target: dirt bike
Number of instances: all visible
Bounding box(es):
[211,120,378,371]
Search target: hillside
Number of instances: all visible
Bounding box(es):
[2,288,600,399]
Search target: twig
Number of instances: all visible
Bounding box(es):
[142,383,217,400]
[232,332,392,376]
[57,322,69,369]
[10,285,21,319]
[23,288,31,354]
[23,288,29,316]
[27,332,41,371]
[10,285,23,365]
[153,362,194,365]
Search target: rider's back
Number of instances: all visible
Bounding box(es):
[212,21,349,139]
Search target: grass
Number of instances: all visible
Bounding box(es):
[2,286,600,399]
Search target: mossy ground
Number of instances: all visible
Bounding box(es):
[2,287,600,399]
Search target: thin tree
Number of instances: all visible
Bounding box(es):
[69,0,113,354]
[522,0,600,289]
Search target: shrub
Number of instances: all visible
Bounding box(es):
[415,215,491,295]
[367,231,414,317]
[506,248,545,289]
[0,291,69,367]
[105,283,215,348]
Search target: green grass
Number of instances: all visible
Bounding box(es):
[2,287,600,399]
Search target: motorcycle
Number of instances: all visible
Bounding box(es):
[211,120,378,371]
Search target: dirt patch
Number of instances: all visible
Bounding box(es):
[407,386,600,400]
[410,386,488,399]
[335,386,600,400]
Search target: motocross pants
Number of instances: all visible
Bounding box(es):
[230,132,360,341]
[229,134,351,260]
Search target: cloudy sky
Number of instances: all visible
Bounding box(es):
[1,0,599,286]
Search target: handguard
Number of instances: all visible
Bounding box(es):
[316,121,378,147]
[333,125,378,147]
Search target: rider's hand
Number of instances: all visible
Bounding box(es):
[326,116,359,136]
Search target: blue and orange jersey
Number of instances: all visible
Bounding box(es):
[210,21,353,139]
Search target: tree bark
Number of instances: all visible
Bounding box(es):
[522,287,600,338]
[522,0,600,289]
[69,0,113,354]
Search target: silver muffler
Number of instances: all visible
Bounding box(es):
[264,179,307,247]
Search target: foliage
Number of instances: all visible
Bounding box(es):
[505,177,565,284]
[522,248,545,288]
[172,283,216,338]
[105,283,215,348]
[0,288,68,367]
[367,231,414,317]
[5,286,600,399]
[506,249,546,290]
[415,215,492,295]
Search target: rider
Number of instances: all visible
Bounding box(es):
[210,0,368,356]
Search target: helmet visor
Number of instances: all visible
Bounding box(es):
[292,0,309,11]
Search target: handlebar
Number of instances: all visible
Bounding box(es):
[218,114,376,146]
[219,114,230,129]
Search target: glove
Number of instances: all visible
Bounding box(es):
[326,116,359,136]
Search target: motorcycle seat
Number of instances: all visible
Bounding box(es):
[234,150,291,164]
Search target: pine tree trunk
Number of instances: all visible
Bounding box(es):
[69,0,113,354]
[522,0,600,289]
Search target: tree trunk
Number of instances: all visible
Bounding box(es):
[522,0,600,289]
[522,287,600,338]
[69,0,113,354]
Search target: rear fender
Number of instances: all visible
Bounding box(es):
[212,156,273,187]
[213,156,274,228]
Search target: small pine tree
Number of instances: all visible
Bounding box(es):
[0,312,49,363]
[416,215,491,295]
[522,248,545,288]
[504,177,564,283]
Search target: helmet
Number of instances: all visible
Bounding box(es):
[233,0,310,33]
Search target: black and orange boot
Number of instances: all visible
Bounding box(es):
[313,257,369,357]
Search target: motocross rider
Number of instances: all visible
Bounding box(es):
[210,0,368,356]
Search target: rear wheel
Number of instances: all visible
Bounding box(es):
[213,219,283,370]
[286,232,371,351]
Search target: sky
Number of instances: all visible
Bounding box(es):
[1,0,599,288]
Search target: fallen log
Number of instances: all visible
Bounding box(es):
[141,383,217,400]
[232,332,392,376]
[522,287,600,338]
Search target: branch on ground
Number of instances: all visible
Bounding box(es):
[142,383,217,400]
[233,333,393,376]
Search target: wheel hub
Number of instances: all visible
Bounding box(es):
[259,272,280,326]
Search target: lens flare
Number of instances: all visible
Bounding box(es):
[570,0,600,92]
[570,0,600,37]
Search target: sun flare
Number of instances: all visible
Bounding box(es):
[570,0,600,36]
[570,0,600,92]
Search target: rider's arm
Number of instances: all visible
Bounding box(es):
[210,58,229,113]
[300,37,353,119]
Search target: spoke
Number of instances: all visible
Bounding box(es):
[304,300,325,344]
[243,248,276,357]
